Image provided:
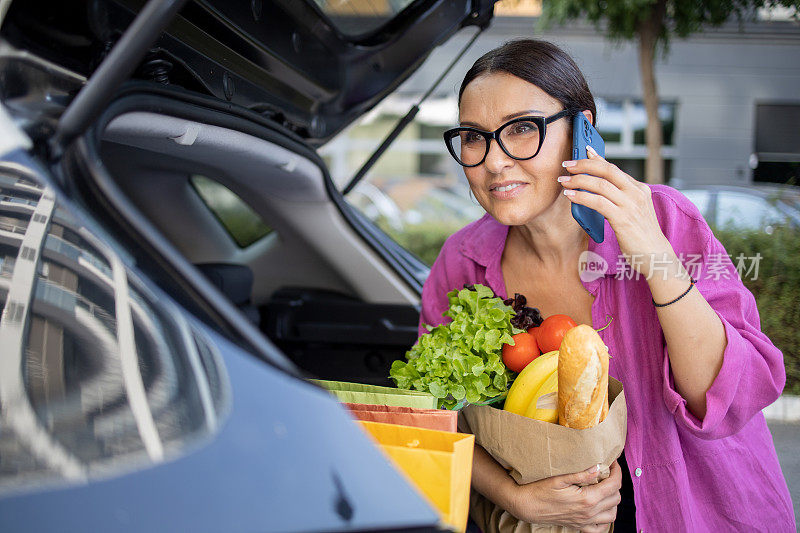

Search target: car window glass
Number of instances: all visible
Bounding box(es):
[322,95,483,265]
[0,177,229,495]
[190,175,272,248]
[680,190,712,216]
[716,191,788,230]
[310,0,417,38]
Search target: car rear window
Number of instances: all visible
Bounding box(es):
[310,0,416,37]
[190,175,272,248]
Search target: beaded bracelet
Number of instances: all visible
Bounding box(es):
[652,278,697,308]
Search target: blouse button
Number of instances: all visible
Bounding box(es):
[634,467,642,477]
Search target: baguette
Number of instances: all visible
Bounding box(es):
[557,324,609,429]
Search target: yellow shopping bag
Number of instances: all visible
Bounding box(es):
[358,420,474,533]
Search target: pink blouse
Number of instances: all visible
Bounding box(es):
[418,184,795,531]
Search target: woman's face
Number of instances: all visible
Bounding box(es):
[458,72,573,226]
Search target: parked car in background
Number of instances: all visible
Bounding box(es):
[0,0,495,530]
[677,184,800,233]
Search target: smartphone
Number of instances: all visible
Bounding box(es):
[571,113,606,243]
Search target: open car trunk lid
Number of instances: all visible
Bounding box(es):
[3,0,494,144]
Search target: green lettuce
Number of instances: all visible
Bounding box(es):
[390,284,521,409]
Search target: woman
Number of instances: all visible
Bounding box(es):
[421,39,794,532]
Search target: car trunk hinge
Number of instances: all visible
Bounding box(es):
[52,0,188,154]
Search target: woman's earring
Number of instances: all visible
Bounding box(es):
[468,189,479,205]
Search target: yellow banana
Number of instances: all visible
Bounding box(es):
[503,350,558,415]
[524,369,559,423]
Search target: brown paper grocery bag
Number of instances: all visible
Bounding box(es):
[461,378,627,533]
[344,403,458,432]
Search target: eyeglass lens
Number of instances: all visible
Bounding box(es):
[450,120,542,165]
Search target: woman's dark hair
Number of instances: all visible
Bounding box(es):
[459,39,596,126]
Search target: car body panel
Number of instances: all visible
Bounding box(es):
[0,325,440,532]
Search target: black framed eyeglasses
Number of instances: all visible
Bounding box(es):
[443,109,573,167]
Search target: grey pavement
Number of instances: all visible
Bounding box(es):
[768,421,800,530]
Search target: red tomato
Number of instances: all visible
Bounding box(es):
[502,331,540,373]
[534,315,578,353]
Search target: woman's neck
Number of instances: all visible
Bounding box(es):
[508,197,588,267]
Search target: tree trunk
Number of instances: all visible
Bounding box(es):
[637,0,667,185]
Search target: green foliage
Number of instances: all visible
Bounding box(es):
[386,221,800,396]
[713,226,800,395]
[539,0,800,50]
[390,284,520,409]
[540,0,657,42]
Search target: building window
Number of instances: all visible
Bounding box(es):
[595,97,677,182]
[753,104,800,186]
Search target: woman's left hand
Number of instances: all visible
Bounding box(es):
[558,146,674,279]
